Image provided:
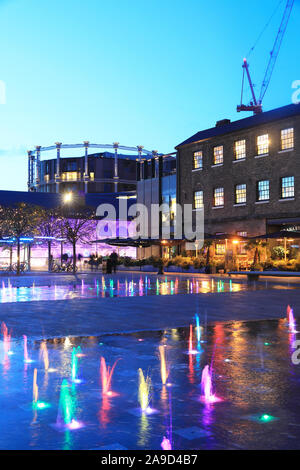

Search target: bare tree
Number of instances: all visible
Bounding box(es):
[0,203,43,275]
[58,208,96,274]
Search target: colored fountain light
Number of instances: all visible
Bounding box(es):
[188,324,199,355]
[32,368,51,410]
[23,335,34,363]
[39,341,49,371]
[200,365,222,404]
[1,322,12,356]
[161,436,172,450]
[100,356,119,397]
[158,345,169,385]
[71,346,83,383]
[138,368,152,413]
[259,414,276,423]
[287,305,297,333]
[55,379,84,430]
[195,314,201,343]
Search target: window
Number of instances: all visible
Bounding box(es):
[234,140,246,160]
[90,172,95,181]
[194,190,203,209]
[237,231,247,238]
[213,146,223,165]
[214,187,224,207]
[257,134,269,155]
[281,128,294,150]
[257,180,269,201]
[281,176,294,199]
[235,184,246,204]
[193,151,203,170]
[215,244,226,255]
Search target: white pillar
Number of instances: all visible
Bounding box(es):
[55,142,62,193]
[113,142,119,193]
[83,141,89,193]
[137,146,144,180]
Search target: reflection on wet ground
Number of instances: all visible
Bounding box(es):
[0,276,298,303]
[0,317,300,449]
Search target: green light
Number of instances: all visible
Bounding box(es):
[33,401,51,410]
[264,342,270,346]
[260,414,274,422]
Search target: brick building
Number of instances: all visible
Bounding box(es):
[176,103,300,239]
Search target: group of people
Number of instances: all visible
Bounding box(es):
[88,252,119,274]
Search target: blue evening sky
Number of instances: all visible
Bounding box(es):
[0,0,299,191]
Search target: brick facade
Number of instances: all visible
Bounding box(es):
[176,104,300,237]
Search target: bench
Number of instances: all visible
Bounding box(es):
[228,271,300,281]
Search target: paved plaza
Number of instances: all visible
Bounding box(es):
[0,271,299,340]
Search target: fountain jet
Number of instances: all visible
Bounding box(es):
[138,368,152,412]
[100,357,119,397]
[158,345,169,385]
[200,365,221,404]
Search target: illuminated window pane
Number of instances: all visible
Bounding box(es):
[237,231,247,237]
[213,146,223,165]
[257,180,269,201]
[194,190,203,209]
[215,243,226,255]
[234,140,246,160]
[281,176,294,199]
[193,151,203,170]
[281,128,294,150]
[214,187,224,207]
[257,134,269,155]
[235,184,246,204]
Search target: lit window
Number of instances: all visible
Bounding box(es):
[61,172,79,181]
[235,184,246,204]
[234,140,246,160]
[257,180,269,201]
[281,128,294,150]
[90,172,95,180]
[257,134,269,155]
[44,174,49,182]
[215,244,226,255]
[281,176,294,199]
[194,190,203,209]
[237,231,247,238]
[193,151,203,170]
[213,146,223,165]
[214,187,224,207]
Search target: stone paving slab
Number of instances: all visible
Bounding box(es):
[0,286,298,341]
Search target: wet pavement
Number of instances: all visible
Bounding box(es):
[0,319,300,450]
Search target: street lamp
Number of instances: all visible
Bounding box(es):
[63,192,73,204]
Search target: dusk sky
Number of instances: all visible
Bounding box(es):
[0,0,299,191]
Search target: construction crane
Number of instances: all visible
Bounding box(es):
[237,0,294,115]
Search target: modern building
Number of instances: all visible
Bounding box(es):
[0,189,137,269]
[136,152,178,259]
[27,142,158,194]
[176,103,300,240]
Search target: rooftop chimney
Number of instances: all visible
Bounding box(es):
[216,119,231,127]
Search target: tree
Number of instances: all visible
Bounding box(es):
[58,208,96,274]
[0,203,43,275]
[245,240,267,266]
[36,209,61,272]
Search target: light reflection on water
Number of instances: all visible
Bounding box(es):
[0,318,299,449]
[0,276,296,303]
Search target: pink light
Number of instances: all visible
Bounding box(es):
[66,419,84,430]
[161,437,172,450]
[200,365,222,404]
